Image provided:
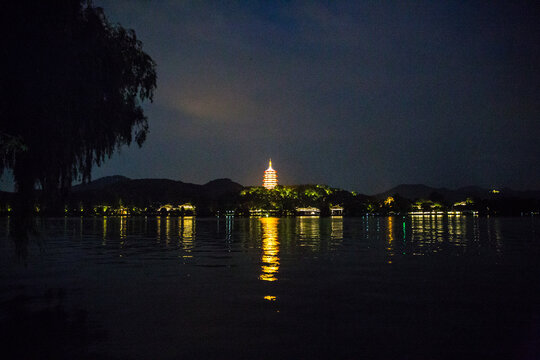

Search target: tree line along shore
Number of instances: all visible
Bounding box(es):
[0,177,538,217]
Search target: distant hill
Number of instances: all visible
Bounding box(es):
[72,175,130,192]
[68,176,244,207]
[203,178,244,197]
[374,184,540,202]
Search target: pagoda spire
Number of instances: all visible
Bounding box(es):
[263,159,278,189]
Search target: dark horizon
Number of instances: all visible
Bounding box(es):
[3,171,540,196]
[75,174,540,195]
[3,173,538,198]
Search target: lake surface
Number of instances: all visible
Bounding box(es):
[1,215,539,359]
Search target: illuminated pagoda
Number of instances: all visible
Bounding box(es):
[263,159,278,189]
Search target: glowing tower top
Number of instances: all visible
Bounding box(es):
[263,159,278,189]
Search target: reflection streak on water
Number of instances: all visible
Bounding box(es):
[181,216,195,256]
[297,216,320,250]
[411,214,445,255]
[120,216,127,240]
[408,214,483,255]
[156,216,161,243]
[387,216,394,263]
[224,216,234,252]
[487,217,503,253]
[259,217,280,282]
[447,214,466,249]
[102,216,107,245]
[473,217,480,243]
[248,218,262,249]
[402,218,407,255]
[165,217,171,245]
[24,215,526,271]
[331,217,343,248]
[226,216,233,236]
[119,216,128,257]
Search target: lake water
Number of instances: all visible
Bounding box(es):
[1,216,539,359]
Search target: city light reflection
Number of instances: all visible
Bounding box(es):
[487,217,503,253]
[119,216,127,257]
[181,216,195,256]
[259,217,280,282]
[410,214,445,255]
[156,216,161,243]
[330,216,343,249]
[387,216,394,263]
[102,216,107,245]
[226,216,233,243]
[120,216,127,240]
[447,214,466,248]
[165,216,171,245]
[297,216,320,250]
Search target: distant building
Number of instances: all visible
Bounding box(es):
[157,203,196,215]
[249,209,279,217]
[330,206,344,216]
[296,207,320,216]
[263,159,278,189]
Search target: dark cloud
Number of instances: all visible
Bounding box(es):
[60,1,540,193]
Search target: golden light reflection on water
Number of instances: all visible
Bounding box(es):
[156,216,161,243]
[411,214,444,255]
[165,217,171,245]
[331,217,343,249]
[298,216,320,250]
[102,216,107,245]
[120,216,127,240]
[387,216,394,263]
[259,217,280,282]
[181,216,195,256]
[487,217,503,253]
[119,216,127,257]
[448,214,466,246]
[409,213,480,255]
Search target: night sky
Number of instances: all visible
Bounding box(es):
[4,1,538,194]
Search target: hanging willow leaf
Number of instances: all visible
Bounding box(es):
[2,0,157,212]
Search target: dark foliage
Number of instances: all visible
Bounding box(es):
[0,1,156,257]
[67,177,243,216]
[1,1,156,212]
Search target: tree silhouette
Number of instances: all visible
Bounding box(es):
[1,1,156,251]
